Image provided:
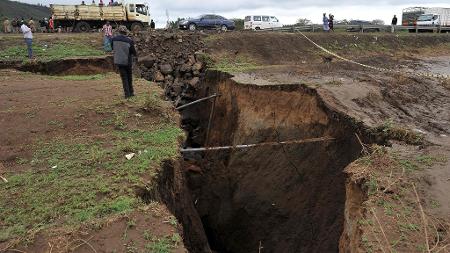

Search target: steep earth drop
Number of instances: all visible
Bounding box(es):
[155,71,363,253]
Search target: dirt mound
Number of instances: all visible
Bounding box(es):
[207,32,450,66]
[134,31,207,104]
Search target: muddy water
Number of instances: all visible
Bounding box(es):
[419,56,450,76]
[163,71,362,253]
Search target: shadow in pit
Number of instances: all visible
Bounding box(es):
[155,71,364,253]
[0,56,114,75]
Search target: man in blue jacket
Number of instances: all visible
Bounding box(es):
[112,26,137,98]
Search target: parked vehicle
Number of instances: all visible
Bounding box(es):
[178,15,235,31]
[402,7,427,26]
[244,15,282,30]
[51,2,150,32]
[416,7,450,32]
[346,20,380,32]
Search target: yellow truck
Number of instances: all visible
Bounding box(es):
[50,2,150,32]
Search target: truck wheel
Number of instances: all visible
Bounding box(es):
[221,25,228,31]
[189,23,196,31]
[131,23,143,32]
[75,21,90,32]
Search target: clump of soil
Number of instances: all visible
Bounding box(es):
[134,31,207,104]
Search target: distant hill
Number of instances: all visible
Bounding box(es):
[0,0,51,20]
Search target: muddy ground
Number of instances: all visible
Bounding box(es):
[0,69,187,252]
[1,31,450,253]
[200,32,450,253]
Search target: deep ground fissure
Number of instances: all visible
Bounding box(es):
[155,71,363,253]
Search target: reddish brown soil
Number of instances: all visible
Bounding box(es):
[20,206,185,253]
[0,69,186,253]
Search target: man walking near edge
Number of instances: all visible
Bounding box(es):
[391,15,398,33]
[323,13,330,32]
[20,21,33,59]
[112,26,137,98]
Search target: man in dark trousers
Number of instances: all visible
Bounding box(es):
[391,15,398,33]
[112,26,137,98]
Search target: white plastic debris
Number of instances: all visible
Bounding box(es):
[125,153,136,160]
[51,165,58,169]
[135,113,143,118]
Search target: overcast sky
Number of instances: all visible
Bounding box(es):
[15,0,450,27]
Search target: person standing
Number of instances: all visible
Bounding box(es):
[150,19,155,30]
[28,17,35,32]
[101,21,113,51]
[328,14,334,32]
[11,17,18,33]
[323,13,330,32]
[112,26,137,98]
[20,21,33,59]
[3,17,11,33]
[391,15,398,33]
[49,17,54,32]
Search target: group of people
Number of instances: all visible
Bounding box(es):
[2,17,34,33]
[322,13,335,32]
[2,17,55,33]
[81,0,120,6]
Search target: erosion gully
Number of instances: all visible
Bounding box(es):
[10,57,365,252]
[153,70,364,253]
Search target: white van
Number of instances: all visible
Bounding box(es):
[244,15,282,30]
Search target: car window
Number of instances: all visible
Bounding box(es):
[129,4,135,12]
[271,16,279,22]
[217,16,226,20]
[205,15,215,19]
[262,16,270,22]
[253,16,262,21]
[136,4,146,15]
[245,16,251,22]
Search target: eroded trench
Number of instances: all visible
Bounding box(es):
[155,71,363,253]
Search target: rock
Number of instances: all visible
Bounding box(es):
[192,62,203,72]
[188,77,200,88]
[165,74,174,82]
[180,63,192,73]
[138,55,156,68]
[154,71,165,82]
[193,70,200,77]
[160,64,173,75]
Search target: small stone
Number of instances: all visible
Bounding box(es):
[154,71,165,82]
[188,77,200,88]
[160,64,174,75]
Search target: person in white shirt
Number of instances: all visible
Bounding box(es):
[20,21,33,59]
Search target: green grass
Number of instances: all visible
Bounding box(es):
[144,233,182,253]
[0,124,183,242]
[212,55,262,73]
[51,74,106,81]
[0,42,104,62]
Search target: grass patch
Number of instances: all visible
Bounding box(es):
[144,233,182,253]
[0,42,104,62]
[212,55,262,72]
[51,74,106,81]
[371,119,424,145]
[0,125,183,242]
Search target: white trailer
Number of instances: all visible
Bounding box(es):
[416,7,450,31]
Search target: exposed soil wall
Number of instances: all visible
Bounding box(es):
[0,56,114,75]
[177,71,362,253]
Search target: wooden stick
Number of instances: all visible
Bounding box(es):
[413,183,431,253]
[371,208,393,253]
[0,175,8,183]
